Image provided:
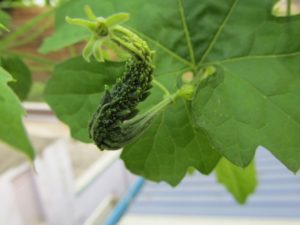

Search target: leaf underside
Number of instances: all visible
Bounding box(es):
[44,0,300,190]
[216,159,257,204]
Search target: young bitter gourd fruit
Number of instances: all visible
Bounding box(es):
[67,9,199,151]
[88,26,155,150]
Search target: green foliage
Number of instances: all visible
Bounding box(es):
[216,159,257,204]
[0,56,32,101]
[0,7,59,164]
[0,24,8,33]
[0,22,34,160]
[44,57,125,142]
[0,67,35,159]
[0,11,10,28]
[192,56,300,172]
[42,0,300,203]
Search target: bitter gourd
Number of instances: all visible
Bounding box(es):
[66,10,186,151]
[88,26,154,150]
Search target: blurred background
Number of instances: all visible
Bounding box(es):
[0,0,300,225]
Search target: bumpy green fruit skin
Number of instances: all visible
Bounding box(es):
[88,33,154,150]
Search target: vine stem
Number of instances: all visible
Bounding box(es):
[152,79,170,96]
[131,65,217,126]
[126,89,180,126]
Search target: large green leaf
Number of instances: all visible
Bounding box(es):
[43,0,300,187]
[192,56,300,172]
[216,159,257,204]
[122,104,220,186]
[0,67,35,159]
[0,56,32,101]
[191,0,300,172]
[121,72,220,186]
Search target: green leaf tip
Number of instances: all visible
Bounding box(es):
[84,5,97,20]
[105,13,130,27]
[65,16,96,30]
[0,24,9,32]
[216,159,257,204]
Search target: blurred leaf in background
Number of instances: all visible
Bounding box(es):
[0,56,32,101]
[0,67,35,159]
[0,10,10,27]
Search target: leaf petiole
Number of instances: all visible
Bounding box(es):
[152,79,170,96]
[125,89,179,127]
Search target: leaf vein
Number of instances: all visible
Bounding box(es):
[198,0,240,66]
[211,51,300,64]
[177,0,196,67]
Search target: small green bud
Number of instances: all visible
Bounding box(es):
[178,84,195,101]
